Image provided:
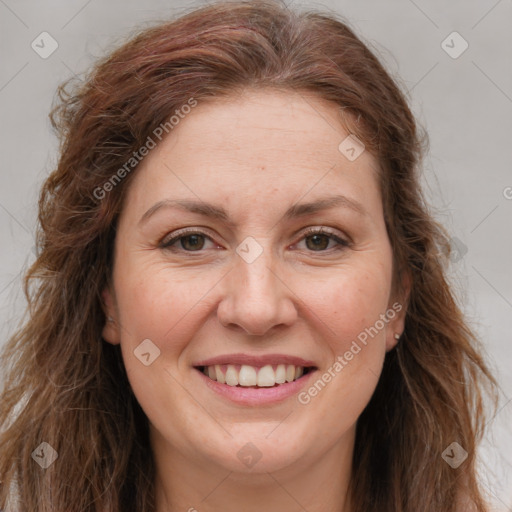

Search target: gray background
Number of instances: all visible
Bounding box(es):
[0,0,511,509]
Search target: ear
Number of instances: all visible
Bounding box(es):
[385,270,411,352]
[101,286,121,346]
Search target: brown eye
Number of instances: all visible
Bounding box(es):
[179,234,206,251]
[305,233,331,251]
[296,228,350,252]
[161,231,215,252]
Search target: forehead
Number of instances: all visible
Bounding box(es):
[156,89,368,165]
[121,88,381,218]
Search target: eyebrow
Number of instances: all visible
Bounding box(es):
[138,194,367,226]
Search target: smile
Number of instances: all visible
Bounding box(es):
[197,364,314,387]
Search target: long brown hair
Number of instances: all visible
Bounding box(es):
[0,1,498,510]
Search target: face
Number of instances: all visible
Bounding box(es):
[102,89,408,476]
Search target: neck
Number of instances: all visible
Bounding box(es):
[152,428,355,512]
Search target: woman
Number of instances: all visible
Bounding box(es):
[0,1,498,510]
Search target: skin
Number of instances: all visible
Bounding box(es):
[102,88,409,512]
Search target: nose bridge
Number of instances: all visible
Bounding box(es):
[235,240,280,306]
[217,238,296,335]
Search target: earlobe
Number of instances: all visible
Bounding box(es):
[388,331,401,351]
[385,270,411,352]
[385,310,406,352]
[101,287,121,345]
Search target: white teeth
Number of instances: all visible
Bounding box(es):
[215,364,225,384]
[225,365,239,386]
[202,363,308,387]
[257,365,276,387]
[275,364,286,384]
[285,365,295,383]
[238,365,257,386]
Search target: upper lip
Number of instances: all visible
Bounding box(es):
[194,353,317,368]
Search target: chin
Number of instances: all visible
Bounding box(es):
[205,424,313,474]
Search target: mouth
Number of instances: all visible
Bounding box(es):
[194,364,316,388]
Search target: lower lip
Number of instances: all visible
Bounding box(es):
[195,368,317,406]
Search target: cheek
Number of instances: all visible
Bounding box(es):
[116,272,193,340]
[113,271,173,365]
[113,257,223,363]
[293,267,392,442]
[114,246,393,356]
[296,262,392,353]
[112,264,208,422]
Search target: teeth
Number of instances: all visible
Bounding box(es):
[201,363,308,387]
[275,364,286,384]
[238,365,257,386]
[285,365,295,383]
[257,365,275,387]
[215,365,225,384]
[225,365,239,386]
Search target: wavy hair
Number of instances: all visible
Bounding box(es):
[0,1,498,510]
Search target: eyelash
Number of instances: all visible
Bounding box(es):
[159,227,351,253]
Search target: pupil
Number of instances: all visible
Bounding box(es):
[182,234,204,251]
[307,234,328,251]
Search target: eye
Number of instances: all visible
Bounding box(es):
[159,226,350,254]
[160,229,218,252]
[294,227,350,252]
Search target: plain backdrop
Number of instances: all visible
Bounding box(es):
[0,0,511,509]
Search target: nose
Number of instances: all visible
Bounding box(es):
[217,246,298,336]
